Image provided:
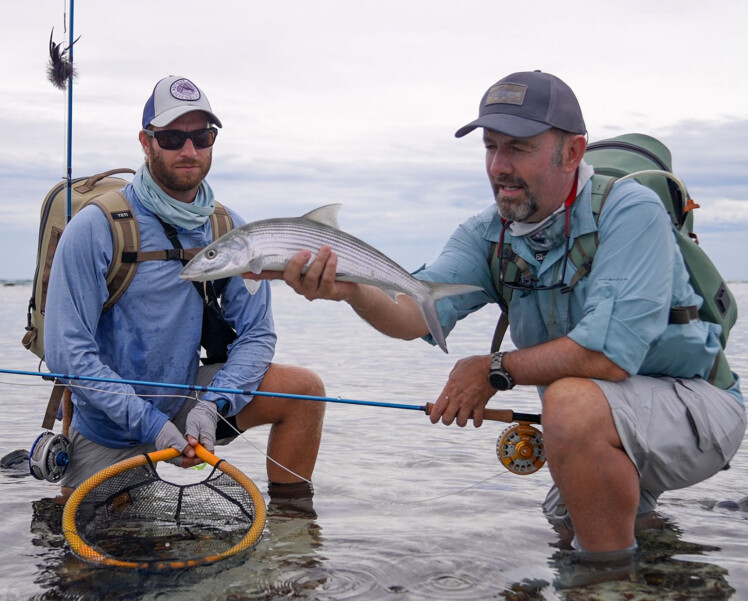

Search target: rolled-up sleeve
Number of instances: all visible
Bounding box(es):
[568,182,674,374]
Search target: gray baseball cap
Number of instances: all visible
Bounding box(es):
[455,71,585,138]
[142,75,222,129]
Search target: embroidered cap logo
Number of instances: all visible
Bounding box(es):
[486,83,527,107]
[170,78,201,102]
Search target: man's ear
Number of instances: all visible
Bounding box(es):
[138,130,152,157]
[564,134,587,173]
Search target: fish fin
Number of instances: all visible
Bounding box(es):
[302,204,342,229]
[417,296,449,353]
[416,281,485,353]
[381,289,403,304]
[422,281,484,302]
[244,278,261,295]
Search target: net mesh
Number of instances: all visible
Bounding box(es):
[64,451,265,570]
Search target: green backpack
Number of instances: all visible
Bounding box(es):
[490,133,737,389]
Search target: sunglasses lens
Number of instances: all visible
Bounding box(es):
[151,128,217,150]
[192,129,217,148]
[153,130,187,150]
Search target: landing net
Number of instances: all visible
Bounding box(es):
[62,445,266,570]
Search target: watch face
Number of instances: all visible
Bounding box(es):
[489,371,510,391]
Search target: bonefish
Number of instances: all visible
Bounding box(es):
[180,204,482,352]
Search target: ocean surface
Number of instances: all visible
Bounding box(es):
[0,280,746,601]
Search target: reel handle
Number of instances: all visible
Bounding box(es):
[423,403,540,424]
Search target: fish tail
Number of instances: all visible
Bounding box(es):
[416,281,483,353]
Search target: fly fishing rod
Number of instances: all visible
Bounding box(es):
[64,0,75,223]
[0,367,545,475]
[47,1,79,223]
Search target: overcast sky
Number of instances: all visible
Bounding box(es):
[2,1,747,283]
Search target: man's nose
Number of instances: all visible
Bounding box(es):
[488,150,512,177]
[178,138,199,156]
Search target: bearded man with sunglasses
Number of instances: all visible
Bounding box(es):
[253,71,745,583]
[44,76,325,516]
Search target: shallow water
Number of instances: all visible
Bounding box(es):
[0,281,746,600]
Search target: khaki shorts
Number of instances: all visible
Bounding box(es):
[543,375,746,525]
[60,363,237,489]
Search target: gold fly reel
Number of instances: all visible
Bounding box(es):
[496,423,545,475]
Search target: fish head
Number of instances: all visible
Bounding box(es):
[180,234,261,281]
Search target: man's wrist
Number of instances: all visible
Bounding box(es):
[488,351,515,391]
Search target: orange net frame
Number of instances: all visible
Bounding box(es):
[62,444,266,570]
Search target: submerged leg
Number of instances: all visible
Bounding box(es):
[542,377,639,552]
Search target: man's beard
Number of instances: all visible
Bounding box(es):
[148,150,212,194]
[494,177,538,222]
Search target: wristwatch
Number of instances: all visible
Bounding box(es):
[488,351,515,391]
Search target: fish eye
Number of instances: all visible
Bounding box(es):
[206,249,217,260]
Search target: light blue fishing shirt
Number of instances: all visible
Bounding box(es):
[415,176,742,404]
[44,185,277,448]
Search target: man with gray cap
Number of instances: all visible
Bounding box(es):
[44,76,326,516]
[253,70,745,582]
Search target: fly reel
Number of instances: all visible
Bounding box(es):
[29,431,70,482]
[496,422,545,475]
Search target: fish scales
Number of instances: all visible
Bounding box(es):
[255,219,423,294]
[180,204,483,352]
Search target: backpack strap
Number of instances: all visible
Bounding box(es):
[39,198,235,427]
[488,240,535,352]
[557,174,612,294]
[41,380,66,430]
[210,201,233,239]
[119,200,233,265]
[88,191,140,311]
[490,311,509,354]
[155,215,238,365]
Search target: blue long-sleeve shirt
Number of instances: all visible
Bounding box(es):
[416,173,742,404]
[44,185,277,448]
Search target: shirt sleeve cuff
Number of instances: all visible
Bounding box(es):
[568,296,649,375]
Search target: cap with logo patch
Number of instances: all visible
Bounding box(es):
[455,70,585,139]
[142,76,222,129]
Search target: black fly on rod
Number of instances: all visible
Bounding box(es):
[47,27,80,90]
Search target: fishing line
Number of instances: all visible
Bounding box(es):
[51,381,512,504]
[2,367,540,499]
[218,415,510,506]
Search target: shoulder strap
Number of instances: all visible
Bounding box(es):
[488,240,530,353]
[559,174,614,293]
[488,175,615,351]
[155,216,238,365]
[120,201,234,265]
[88,191,140,311]
[210,201,233,240]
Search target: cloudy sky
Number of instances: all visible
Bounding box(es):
[3,1,747,282]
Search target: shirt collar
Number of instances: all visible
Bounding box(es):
[484,159,597,243]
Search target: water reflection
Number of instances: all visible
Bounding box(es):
[4,283,748,600]
[499,516,737,600]
[27,495,329,601]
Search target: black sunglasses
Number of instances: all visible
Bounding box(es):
[142,127,218,150]
[496,209,571,293]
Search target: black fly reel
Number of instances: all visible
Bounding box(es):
[29,431,71,482]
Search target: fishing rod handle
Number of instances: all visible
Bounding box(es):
[423,402,524,423]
